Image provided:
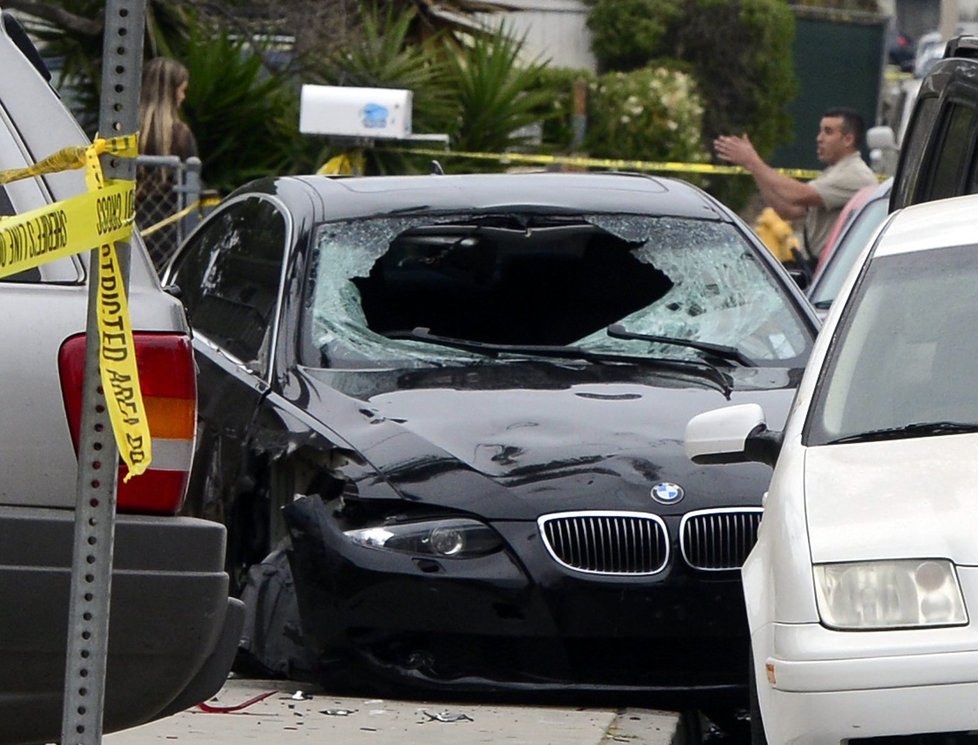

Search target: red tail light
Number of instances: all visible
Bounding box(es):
[59,333,197,515]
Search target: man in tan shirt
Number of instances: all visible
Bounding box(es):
[714,107,878,263]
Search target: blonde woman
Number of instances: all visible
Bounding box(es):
[137,57,199,271]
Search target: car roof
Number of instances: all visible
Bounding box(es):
[819,180,884,260]
[876,192,978,257]
[234,171,733,222]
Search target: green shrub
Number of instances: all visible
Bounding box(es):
[528,66,596,153]
[180,29,304,193]
[441,24,557,170]
[586,0,681,73]
[585,0,798,208]
[310,4,457,175]
[584,65,708,168]
[314,10,563,175]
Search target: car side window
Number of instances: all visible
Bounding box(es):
[968,129,978,195]
[0,186,38,282]
[169,196,287,373]
[924,101,976,201]
[892,95,940,209]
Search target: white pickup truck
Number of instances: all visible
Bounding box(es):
[0,12,241,745]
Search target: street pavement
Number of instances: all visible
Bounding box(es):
[103,675,683,745]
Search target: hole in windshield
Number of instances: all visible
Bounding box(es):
[303,213,811,369]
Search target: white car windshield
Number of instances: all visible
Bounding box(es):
[304,213,812,369]
[807,243,978,445]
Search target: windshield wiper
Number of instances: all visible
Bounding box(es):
[384,327,733,396]
[827,421,978,444]
[607,324,754,366]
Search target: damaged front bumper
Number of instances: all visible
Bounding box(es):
[284,494,749,698]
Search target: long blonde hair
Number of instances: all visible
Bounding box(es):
[138,57,189,156]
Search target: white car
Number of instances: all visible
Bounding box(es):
[685,192,978,745]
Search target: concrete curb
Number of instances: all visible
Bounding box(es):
[603,708,683,745]
[104,677,684,745]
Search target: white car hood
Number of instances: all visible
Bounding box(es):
[805,434,978,565]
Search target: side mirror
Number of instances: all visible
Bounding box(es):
[685,403,783,468]
[866,125,897,151]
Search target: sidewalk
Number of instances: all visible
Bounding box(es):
[104,676,682,745]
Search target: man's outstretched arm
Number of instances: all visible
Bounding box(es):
[714,133,823,220]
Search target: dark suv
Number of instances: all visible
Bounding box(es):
[891,35,978,210]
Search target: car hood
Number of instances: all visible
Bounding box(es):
[805,434,978,565]
[295,362,798,519]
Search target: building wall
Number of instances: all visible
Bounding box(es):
[476,0,596,71]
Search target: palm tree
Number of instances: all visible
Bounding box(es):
[7,0,192,132]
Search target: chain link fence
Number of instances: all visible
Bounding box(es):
[135,155,215,273]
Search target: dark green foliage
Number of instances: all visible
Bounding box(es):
[528,66,596,153]
[314,11,562,175]
[20,0,193,135]
[586,0,682,73]
[311,5,457,175]
[583,66,709,172]
[441,24,557,170]
[180,29,305,193]
[585,0,798,208]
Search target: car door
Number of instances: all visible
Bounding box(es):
[914,97,978,202]
[166,194,291,588]
[890,47,978,211]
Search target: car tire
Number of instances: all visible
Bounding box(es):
[748,647,768,745]
[679,709,704,745]
[701,704,749,743]
[236,541,320,682]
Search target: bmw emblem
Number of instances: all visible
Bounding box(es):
[651,482,684,504]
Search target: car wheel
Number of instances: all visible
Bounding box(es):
[748,648,768,745]
[680,709,705,745]
[236,540,320,682]
[701,704,749,743]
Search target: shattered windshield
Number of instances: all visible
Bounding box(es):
[303,213,811,369]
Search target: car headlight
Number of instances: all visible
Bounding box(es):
[814,559,967,630]
[344,518,502,558]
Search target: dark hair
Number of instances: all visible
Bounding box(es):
[823,107,866,149]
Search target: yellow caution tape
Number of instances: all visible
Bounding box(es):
[0,180,133,276]
[318,150,365,176]
[0,133,150,479]
[96,239,150,478]
[389,146,826,180]
[140,194,221,237]
[884,68,913,82]
[0,133,138,185]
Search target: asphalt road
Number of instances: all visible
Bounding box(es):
[102,675,684,745]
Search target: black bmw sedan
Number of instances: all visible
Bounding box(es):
[163,171,818,704]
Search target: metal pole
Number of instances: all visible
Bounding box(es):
[178,156,203,243]
[60,1,145,743]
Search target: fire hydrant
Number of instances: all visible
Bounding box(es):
[753,207,800,264]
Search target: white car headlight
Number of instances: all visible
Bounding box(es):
[345,518,502,558]
[814,559,967,630]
